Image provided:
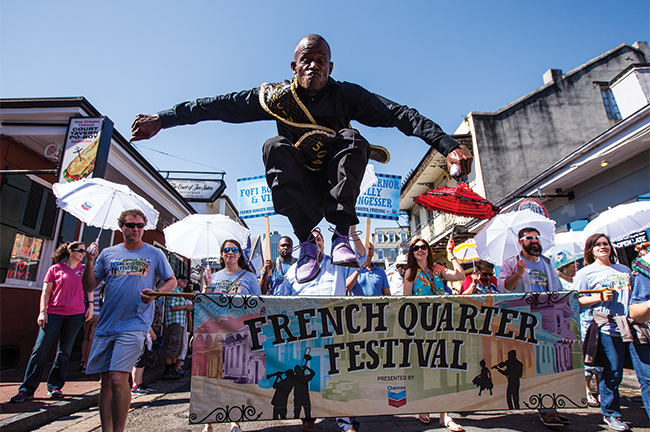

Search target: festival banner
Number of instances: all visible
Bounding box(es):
[236,175,276,220]
[189,292,587,424]
[355,173,401,220]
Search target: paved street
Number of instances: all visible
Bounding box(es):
[26,373,649,432]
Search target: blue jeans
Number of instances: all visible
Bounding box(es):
[19,313,85,394]
[629,341,650,419]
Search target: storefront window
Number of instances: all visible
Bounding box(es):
[7,233,43,282]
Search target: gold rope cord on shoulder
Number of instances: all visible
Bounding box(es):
[258,79,336,136]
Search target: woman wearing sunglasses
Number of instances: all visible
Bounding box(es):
[203,239,261,296]
[403,237,465,431]
[202,240,260,432]
[11,242,93,403]
[574,233,648,431]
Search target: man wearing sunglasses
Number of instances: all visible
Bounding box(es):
[131,34,472,285]
[82,209,177,432]
[496,227,565,427]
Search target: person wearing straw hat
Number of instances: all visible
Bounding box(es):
[82,209,177,432]
[131,34,472,285]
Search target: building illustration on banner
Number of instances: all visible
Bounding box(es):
[188,292,586,424]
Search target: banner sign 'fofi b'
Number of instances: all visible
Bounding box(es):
[237,175,276,220]
[189,292,586,424]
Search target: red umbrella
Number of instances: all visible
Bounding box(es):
[414,182,500,219]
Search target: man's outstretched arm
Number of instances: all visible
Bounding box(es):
[131,114,162,141]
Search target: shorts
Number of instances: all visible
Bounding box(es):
[134,341,151,369]
[83,315,99,339]
[86,331,146,374]
[166,323,184,358]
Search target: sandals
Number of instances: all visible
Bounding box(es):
[418,414,430,424]
[587,392,600,407]
[539,412,564,427]
[440,414,464,432]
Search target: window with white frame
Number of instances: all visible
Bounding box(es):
[376,232,384,243]
[388,232,395,243]
[400,231,407,243]
[377,249,384,260]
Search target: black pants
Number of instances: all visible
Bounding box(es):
[263,128,370,241]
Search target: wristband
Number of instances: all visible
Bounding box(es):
[600,292,605,302]
[88,301,94,304]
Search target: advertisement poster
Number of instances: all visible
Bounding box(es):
[189,292,586,424]
[355,173,401,221]
[58,118,105,183]
[236,175,276,219]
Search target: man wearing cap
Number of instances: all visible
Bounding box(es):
[389,255,408,296]
[163,275,193,380]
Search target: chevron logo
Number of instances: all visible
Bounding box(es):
[387,386,406,407]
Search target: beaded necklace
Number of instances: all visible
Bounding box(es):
[276,256,296,280]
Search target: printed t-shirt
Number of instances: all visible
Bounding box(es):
[573,263,634,336]
[209,269,261,295]
[523,257,549,292]
[94,243,174,336]
[277,256,351,296]
[44,263,86,315]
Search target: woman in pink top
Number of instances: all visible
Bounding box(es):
[10,242,93,403]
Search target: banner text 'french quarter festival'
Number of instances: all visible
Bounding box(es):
[189,292,587,424]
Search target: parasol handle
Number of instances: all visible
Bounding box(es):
[88,191,116,255]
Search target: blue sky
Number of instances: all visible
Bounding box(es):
[2,0,648,247]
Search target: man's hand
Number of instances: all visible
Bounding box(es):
[515,257,527,276]
[446,147,473,180]
[87,242,99,261]
[141,288,156,304]
[263,259,273,274]
[131,114,162,142]
[471,271,481,283]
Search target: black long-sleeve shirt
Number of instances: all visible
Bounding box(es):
[158,77,459,156]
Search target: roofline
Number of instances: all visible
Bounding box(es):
[467,43,647,119]
[495,103,650,208]
[0,96,196,214]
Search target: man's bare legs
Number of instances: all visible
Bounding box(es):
[99,371,132,432]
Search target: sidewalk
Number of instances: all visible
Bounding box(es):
[0,357,167,432]
[0,360,645,432]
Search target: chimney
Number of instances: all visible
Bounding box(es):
[543,69,563,85]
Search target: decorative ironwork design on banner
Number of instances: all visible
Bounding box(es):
[195,293,265,309]
[190,404,263,424]
[524,393,588,409]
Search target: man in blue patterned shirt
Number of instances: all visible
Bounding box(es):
[164,275,193,380]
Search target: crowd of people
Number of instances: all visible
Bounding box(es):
[7,31,649,432]
[8,210,650,432]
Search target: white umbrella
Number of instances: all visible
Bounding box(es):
[163,214,250,260]
[582,201,650,242]
[453,239,479,263]
[53,178,159,237]
[475,209,556,266]
[544,231,585,260]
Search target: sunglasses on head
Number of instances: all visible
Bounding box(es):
[70,248,86,254]
[396,265,406,269]
[123,222,146,229]
[412,244,427,252]
[223,247,240,254]
[520,235,540,242]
